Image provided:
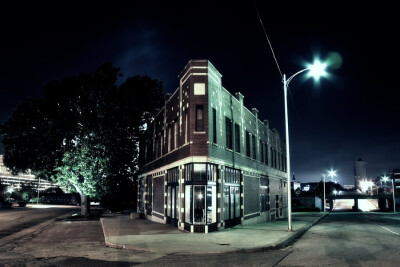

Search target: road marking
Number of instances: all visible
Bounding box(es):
[379,225,400,236]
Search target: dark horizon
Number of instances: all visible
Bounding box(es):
[1,1,399,185]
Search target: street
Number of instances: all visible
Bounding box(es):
[0,206,399,266]
[332,199,379,211]
[141,212,400,266]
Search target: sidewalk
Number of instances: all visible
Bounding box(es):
[100,212,328,254]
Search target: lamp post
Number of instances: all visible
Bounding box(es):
[283,60,327,231]
[322,174,326,212]
[391,173,396,213]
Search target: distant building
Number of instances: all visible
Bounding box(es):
[389,169,400,194]
[301,182,320,192]
[354,158,369,191]
[138,60,288,233]
[291,181,301,191]
[0,155,57,192]
[343,185,355,190]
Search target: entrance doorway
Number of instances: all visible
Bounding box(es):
[167,185,179,226]
[224,185,240,227]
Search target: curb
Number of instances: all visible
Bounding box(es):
[274,212,329,249]
[100,218,126,249]
[100,213,329,254]
[100,217,155,252]
[233,212,329,254]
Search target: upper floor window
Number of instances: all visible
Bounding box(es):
[194,83,206,95]
[174,120,178,149]
[260,140,264,163]
[235,123,240,153]
[185,110,188,144]
[225,117,232,149]
[170,124,175,150]
[246,131,251,157]
[212,108,217,143]
[168,126,172,152]
[252,135,256,160]
[196,105,203,131]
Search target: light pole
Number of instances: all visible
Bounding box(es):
[283,60,327,231]
[391,173,396,213]
[322,174,326,212]
[328,169,337,183]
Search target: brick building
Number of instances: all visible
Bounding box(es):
[138,60,288,233]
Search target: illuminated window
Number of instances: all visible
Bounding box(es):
[194,83,205,95]
[196,105,203,131]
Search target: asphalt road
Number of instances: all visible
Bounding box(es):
[144,212,400,266]
[278,212,400,266]
[0,204,80,239]
[0,206,399,266]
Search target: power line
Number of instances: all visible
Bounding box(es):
[253,1,283,78]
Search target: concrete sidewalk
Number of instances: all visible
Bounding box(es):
[100,212,328,254]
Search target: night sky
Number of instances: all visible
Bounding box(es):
[1,1,399,185]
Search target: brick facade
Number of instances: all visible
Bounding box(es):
[138,60,288,232]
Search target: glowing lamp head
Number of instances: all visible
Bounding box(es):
[327,169,337,178]
[382,175,389,182]
[307,59,327,81]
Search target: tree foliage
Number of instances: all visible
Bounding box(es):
[0,62,163,214]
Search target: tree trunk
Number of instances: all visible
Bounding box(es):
[80,193,90,217]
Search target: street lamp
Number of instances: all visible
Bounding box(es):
[390,173,396,213]
[322,174,326,212]
[284,59,327,231]
[328,169,337,183]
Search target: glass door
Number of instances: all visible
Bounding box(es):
[224,185,240,227]
[167,185,179,224]
[194,185,205,224]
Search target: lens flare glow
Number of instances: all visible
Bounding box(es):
[327,169,337,178]
[307,60,327,81]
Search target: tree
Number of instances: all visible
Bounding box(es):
[0,62,163,216]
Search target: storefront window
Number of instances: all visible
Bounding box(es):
[167,187,171,216]
[234,187,240,217]
[184,164,218,226]
[206,185,216,223]
[193,164,207,181]
[171,187,176,219]
[194,185,205,224]
[224,167,241,224]
[185,185,192,223]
